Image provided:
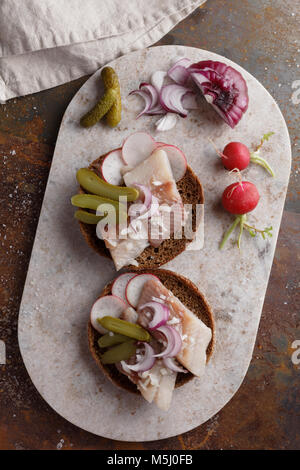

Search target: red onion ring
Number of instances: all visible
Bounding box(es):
[154,325,182,358]
[124,343,156,372]
[138,301,170,330]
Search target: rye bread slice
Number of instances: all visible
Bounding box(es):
[88,268,214,394]
[78,149,204,269]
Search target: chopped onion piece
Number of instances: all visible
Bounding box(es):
[129,89,152,118]
[160,84,192,117]
[155,113,178,131]
[163,357,188,373]
[151,70,167,92]
[168,64,190,85]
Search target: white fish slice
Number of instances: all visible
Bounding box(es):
[137,278,212,377]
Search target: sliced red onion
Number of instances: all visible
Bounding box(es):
[159,84,192,117]
[163,357,188,373]
[124,343,156,372]
[132,183,152,208]
[171,57,192,69]
[155,112,178,131]
[151,71,167,92]
[129,89,153,118]
[138,301,170,330]
[154,325,182,358]
[182,91,199,110]
[129,82,165,117]
[167,64,190,86]
[188,60,249,128]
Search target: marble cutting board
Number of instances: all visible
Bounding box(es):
[18,46,291,441]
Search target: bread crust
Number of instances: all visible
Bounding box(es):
[78,150,204,269]
[88,268,214,394]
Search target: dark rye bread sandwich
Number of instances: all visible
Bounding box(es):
[88,268,214,395]
[78,150,204,270]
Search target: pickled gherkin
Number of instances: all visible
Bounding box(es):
[76,168,139,202]
[101,67,119,90]
[98,333,131,348]
[71,194,127,224]
[102,67,122,127]
[74,210,103,224]
[80,87,117,128]
[98,316,150,342]
[100,340,137,364]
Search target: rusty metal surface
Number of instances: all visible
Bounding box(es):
[0,0,299,450]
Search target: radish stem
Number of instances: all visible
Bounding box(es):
[237,215,246,249]
[250,152,275,177]
[220,216,241,249]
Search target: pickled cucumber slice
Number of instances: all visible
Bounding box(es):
[101,67,122,128]
[76,168,139,202]
[98,333,131,348]
[100,340,137,364]
[74,210,103,224]
[97,316,150,342]
[80,87,117,128]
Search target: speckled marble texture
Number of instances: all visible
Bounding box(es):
[18,46,291,441]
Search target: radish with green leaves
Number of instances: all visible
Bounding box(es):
[220,179,273,249]
[211,132,275,176]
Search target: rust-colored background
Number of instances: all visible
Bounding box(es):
[0,0,299,450]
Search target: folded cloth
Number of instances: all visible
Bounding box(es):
[0,0,206,103]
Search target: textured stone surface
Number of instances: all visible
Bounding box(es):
[18,45,291,441]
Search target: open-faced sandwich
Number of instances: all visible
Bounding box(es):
[71,131,204,270]
[88,269,214,411]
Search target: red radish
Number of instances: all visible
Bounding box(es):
[156,143,187,181]
[122,132,156,167]
[101,148,125,185]
[211,132,275,176]
[220,180,272,249]
[222,142,250,171]
[222,181,259,215]
[90,295,127,334]
[111,273,136,303]
[126,273,160,308]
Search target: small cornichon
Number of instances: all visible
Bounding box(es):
[102,67,122,128]
[80,67,122,128]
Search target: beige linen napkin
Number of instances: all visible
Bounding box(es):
[0,0,206,103]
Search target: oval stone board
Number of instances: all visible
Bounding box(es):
[18,46,291,441]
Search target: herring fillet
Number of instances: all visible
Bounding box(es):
[120,307,177,410]
[137,278,212,377]
[124,149,183,248]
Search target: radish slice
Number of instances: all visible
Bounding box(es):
[156,144,187,181]
[125,273,160,308]
[101,149,125,185]
[90,295,127,334]
[111,273,136,304]
[122,132,156,167]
